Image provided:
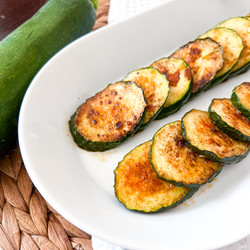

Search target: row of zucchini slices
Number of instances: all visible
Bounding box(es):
[114,82,250,213]
[69,14,250,152]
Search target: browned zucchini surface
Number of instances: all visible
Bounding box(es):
[231,82,250,119]
[171,38,223,96]
[70,81,146,151]
[114,141,197,213]
[150,121,222,187]
[181,109,250,164]
[209,98,250,141]
[150,57,192,118]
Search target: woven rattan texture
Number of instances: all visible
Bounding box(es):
[0,0,110,249]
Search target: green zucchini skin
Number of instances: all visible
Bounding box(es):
[114,141,198,213]
[0,0,96,158]
[209,99,250,142]
[231,82,250,120]
[181,109,250,164]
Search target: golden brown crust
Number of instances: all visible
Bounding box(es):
[114,141,191,212]
[151,58,191,107]
[74,81,146,142]
[199,27,243,77]
[171,38,223,93]
[211,98,250,136]
[235,82,250,110]
[183,110,249,158]
[151,121,222,186]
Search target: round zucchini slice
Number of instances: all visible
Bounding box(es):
[150,57,192,119]
[171,38,223,98]
[69,81,147,151]
[217,17,250,76]
[123,67,169,129]
[231,82,250,119]
[209,98,250,142]
[150,121,222,188]
[114,141,197,213]
[181,109,250,164]
[199,27,243,86]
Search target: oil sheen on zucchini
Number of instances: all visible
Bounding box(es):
[231,82,250,119]
[150,58,192,119]
[171,38,223,98]
[209,98,250,142]
[69,81,146,151]
[181,109,250,164]
[150,121,222,188]
[217,17,250,76]
[123,67,169,129]
[114,141,197,213]
[199,27,243,87]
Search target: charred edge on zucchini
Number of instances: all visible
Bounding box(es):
[150,57,192,119]
[123,67,169,129]
[69,81,147,151]
[231,82,250,120]
[114,140,198,213]
[217,17,250,77]
[209,98,250,142]
[170,38,223,98]
[150,121,222,188]
[199,27,243,88]
[181,109,250,164]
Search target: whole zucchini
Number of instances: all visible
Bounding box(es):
[0,0,97,158]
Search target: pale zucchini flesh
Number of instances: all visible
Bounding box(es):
[69,81,146,151]
[231,82,250,119]
[123,67,169,128]
[114,141,197,213]
[217,17,250,76]
[171,38,223,98]
[209,98,250,142]
[199,27,243,86]
[150,121,222,188]
[181,109,250,164]
[150,57,192,119]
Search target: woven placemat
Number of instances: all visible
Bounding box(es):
[0,1,110,249]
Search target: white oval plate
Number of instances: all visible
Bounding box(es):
[19,0,250,249]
